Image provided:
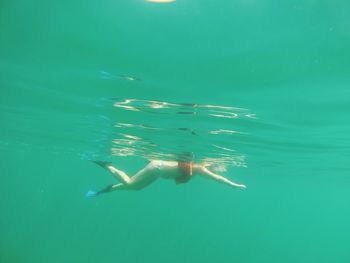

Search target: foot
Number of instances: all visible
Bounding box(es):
[92,160,112,168]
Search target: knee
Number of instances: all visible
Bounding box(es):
[124,178,132,185]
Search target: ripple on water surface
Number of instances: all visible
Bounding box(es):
[103,98,257,170]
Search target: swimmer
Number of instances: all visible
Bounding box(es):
[86,159,246,197]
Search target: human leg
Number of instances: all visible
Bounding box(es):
[85,183,129,198]
[93,160,132,184]
[85,169,159,197]
[93,160,161,190]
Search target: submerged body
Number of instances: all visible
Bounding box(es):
[86,160,246,197]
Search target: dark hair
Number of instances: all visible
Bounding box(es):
[177,152,195,162]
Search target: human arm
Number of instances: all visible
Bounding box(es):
[197,166,246,189]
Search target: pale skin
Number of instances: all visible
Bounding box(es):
[88,160,246,197]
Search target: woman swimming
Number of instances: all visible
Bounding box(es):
[86,159,246,197]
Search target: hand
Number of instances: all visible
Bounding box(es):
[231,183,246,189]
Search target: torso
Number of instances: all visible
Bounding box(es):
[152,160,196,183]
[153,160,180,179]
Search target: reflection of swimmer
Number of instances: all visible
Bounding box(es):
[85,158,246,197]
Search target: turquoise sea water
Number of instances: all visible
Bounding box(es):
[1,1,350,262]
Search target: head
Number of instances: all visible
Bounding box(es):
[177,152,195,163]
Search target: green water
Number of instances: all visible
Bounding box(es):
[1,1,350,262]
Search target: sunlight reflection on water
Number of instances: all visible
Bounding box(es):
[106,98,256,170]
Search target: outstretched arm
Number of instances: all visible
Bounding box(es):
[197,166,246,189]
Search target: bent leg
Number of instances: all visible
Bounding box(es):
[93,160,132,184]
[106,165,132,184]
[99,183,128,194]
[89,173,157,197]
[94,160,161,190]
[86,183,129,197]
